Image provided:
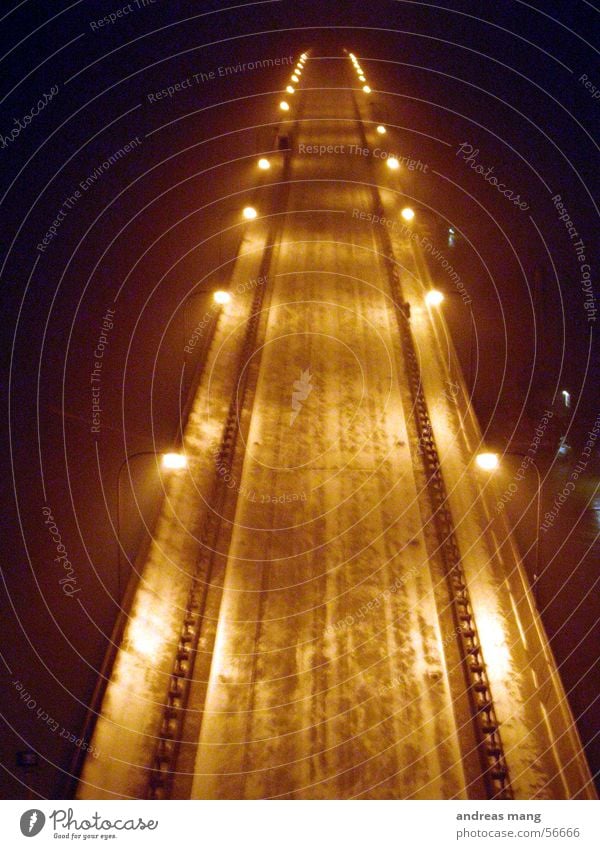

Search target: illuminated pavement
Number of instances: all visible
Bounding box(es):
[77,55,595,800]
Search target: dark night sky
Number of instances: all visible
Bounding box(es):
[0,0,598,798]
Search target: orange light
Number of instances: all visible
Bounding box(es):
[279,100,290,111]
[286,85,295,94]
[291,74,299,83]
[401,207,415,221]
[213,290,231,305]
[161,453,188,470]
[362,85,371,93]
[425,290,444,307]
[476,452,500,471]
[386,157,400,171]
[377,125,386,134]
[242,206,258,220]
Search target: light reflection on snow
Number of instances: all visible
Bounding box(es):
[477,611,511,679]
[129,615,164,658]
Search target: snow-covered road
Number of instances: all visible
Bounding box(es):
[78,56,594,801]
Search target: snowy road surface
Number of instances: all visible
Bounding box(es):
[78,56,594,801]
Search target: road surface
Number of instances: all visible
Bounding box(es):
[77,53,594,801]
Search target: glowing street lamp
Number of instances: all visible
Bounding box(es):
[377,125,387,135]
[242,206,258,220]
[257,158,271,170]
[161,453,188,471]
[286,85,295,94]
[425,289,444,307]
[279,100,290,111]
[362,85,371,93]
[359,75,366,82]
[475,452,500,471]
[291,74,299,82]
[401,206,415,221]
[213,290,231,305]
[386,157,400,171]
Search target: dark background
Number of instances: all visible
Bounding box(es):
[0,0,598,798]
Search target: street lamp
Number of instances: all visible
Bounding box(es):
[401,207,415,221]
[386,157,400,171]
[161,452,188,470]
[116,451,187,598]
[425,289,445,307]
[475,451,500,471]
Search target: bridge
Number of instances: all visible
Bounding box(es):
[75,51,595,801]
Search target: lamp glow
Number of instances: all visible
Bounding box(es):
[425,289,444,307]
[279,100,290,111]
[213,290,231,305]
[286,85,295,93]
[291,75,299,82]
[386,157,400,170]
[476,453,499,471]
[258,158,271,170]
[401,207,415,221]
[377,125,386,134]
[242,206,258,220]
[363,85,371,93]
[161,453,188,471]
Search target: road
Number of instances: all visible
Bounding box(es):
[77,54,595,800]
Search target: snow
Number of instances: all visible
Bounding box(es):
[78,60,594,801]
